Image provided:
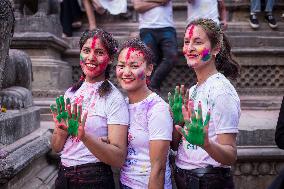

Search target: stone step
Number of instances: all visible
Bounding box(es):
[67,23,284,50]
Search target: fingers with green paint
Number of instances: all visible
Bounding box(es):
[168,86,184,125]
[175,101,210,146]
[67,103,82,137]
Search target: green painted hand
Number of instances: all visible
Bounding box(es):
[53,96,69,123]
[176,101,210,146]
[168,86,184,124]
[67,103,82,137]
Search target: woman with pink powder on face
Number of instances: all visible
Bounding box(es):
[171,18,241,189]
[116,38,173,189]
[51,29,129,189]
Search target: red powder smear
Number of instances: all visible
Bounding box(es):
[188,25,195,40]
[91,36,98,49]
[126,47,136,62]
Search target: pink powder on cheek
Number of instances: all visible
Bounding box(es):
[80,54,85,65]
[137,71,145,80]
[200,48,211,62]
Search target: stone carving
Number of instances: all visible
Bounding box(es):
[13,0,59,17]
[0,0,33,109]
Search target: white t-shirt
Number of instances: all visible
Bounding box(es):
[60,81,129,167]
[187,0,220,24]
[139,1,174,29]
[120,93,173,189]
[175,73,240,170]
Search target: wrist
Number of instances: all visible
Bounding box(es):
[203,138,213,152]
[80,134,88,143]
[55,127,68,136]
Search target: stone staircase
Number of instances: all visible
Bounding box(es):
[9,0,284,189]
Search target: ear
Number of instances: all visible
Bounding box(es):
[108,57,114,65]
[146,64,153,77]
[212,44,221,57]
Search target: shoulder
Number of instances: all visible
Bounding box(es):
[208,74,239,101]
[64,87,75,99]
[104,81,127,103]
[147,93,170,115]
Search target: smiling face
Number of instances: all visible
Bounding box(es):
[80,37,110,82]
[116,47,152,92]
[183,25,218,69]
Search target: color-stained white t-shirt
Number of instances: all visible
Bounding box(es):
[175,73,240,170]
[139,1,174,29]
[187,0,220,24]
[60,81,129,167]
[120,93,173,189]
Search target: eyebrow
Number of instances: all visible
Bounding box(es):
[184,37,202,40]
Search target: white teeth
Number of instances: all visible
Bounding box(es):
[86,64,96,68]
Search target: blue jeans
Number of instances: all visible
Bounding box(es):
[140,27,178,90]
[251,0,275,13]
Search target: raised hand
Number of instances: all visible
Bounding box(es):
[168,85,187,125]
[50,96,70,131]
[54,96,69,123]
[176,101,210,146]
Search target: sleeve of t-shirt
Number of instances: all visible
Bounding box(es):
[212,94,240,134]
[148,103,173,141]
[64,87,74,100]
[105,90,129,126]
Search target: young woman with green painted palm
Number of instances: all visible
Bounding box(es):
[172,18,241,189]
[50,28,129,189]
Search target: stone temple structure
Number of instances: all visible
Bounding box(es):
[0,0,283,188]
[0,1,53,188]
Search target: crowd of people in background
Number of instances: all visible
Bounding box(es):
[59,0,282,37]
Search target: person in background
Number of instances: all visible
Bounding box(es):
[81,0,127,30]
[249,0,277,29]
[60,0,82,37]
[132,0,178,93]
[267,96,284,189]
[187,0,228,30]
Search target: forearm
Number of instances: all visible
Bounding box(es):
[51,129,68,153]
[203,139,237,165]
[218,0,227,21]
[148,164,165,189]
[82,133,126,167]
[133,1,162,13]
